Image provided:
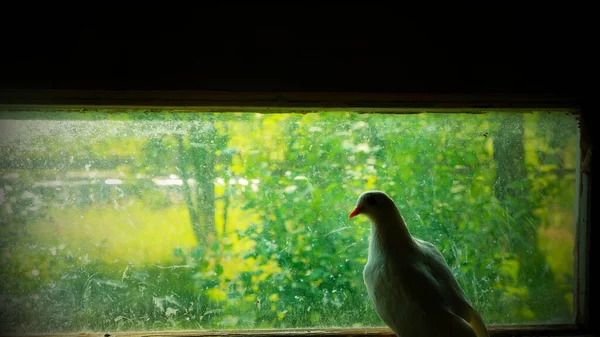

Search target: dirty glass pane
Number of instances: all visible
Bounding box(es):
[0,110,580,334]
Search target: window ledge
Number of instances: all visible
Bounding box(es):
[2,326,594,337]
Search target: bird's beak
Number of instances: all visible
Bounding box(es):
[348,206,361,219]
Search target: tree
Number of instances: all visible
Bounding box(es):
[492,112,571,322]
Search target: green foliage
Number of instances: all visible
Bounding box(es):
[0,110,580,333]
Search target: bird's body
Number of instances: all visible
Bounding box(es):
[349,190,489,337]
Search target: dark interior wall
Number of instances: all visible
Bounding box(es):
[0,4,589,96]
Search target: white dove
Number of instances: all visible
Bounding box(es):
[349,190,490,337]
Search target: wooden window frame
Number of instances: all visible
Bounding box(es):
[0,90,593,337]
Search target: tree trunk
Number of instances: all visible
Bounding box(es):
[175,119,221,247]
[190,121,218,245]
[493,113,570,322]
[176,134,204,245]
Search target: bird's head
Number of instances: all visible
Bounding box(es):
[348,190,399,222]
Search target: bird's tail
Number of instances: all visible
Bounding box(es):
[467,305,490,337]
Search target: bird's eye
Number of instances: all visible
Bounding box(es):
[365,196,377,206]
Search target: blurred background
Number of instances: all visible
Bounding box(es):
[0,110,579,333]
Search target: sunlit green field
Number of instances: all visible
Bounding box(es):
[0,110,579,333]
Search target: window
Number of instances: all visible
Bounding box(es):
[0,92,590,336]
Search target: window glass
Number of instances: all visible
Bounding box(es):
[0,110,580,333]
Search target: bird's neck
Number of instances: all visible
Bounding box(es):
[369,212,416,256]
